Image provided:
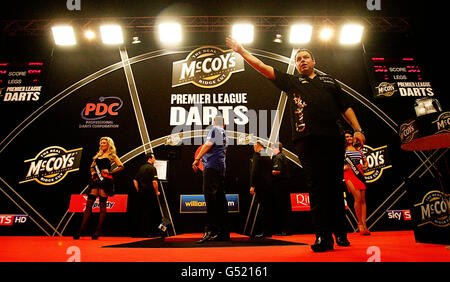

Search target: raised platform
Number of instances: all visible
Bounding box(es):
[1,231,449,262]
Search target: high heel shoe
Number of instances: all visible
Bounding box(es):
[358,224,365,234]
[73,232,81,240]
[91,233,99,240]
[362,227,371,236]
[358,224,371,235]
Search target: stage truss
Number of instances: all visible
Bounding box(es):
[1,16,411,37]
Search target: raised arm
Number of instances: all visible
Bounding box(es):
[226,36,275,79]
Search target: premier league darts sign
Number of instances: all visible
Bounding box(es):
[365,55,436,99]
[170,46,250,128]
[0,61,45,102]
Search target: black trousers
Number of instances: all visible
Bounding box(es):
[203,168,229,234]
[272,178,291,233]
[132,188,160,237]
[255,183,274,235]
[295,135,347,237]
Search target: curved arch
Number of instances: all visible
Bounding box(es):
[0,46,401,156]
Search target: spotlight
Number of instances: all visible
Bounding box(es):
[289,24,312,44]
[232,24,254,44]
[100,25,123,45]
[84,30,95,40]
[273,34,283,43]
[159,23,182,43]
[52,26,76,46]
[340,24,364,44]
[132,36,141,44]
[319,27,333,41]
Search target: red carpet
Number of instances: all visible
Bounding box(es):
[1,231,448,262]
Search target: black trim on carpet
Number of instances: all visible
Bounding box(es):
[102,237,307,248]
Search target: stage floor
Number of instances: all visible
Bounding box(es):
[1,231,448,262]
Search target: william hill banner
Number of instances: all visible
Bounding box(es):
[180,194,239,213]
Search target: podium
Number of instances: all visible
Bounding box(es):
[399,111,450,151]
[398,111,450,244]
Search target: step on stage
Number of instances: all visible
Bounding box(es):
[1,231,448,262]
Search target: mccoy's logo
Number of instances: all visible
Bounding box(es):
[398,120,418,144]
[414,190,450,227]
[237,133,255,145]
[361,145,392,183]
[432,111,450,134]
[20,146,82,185]
[164,133,182,146]
[172,46,245,88]
[375,82,397,97]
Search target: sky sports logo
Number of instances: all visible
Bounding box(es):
[0,214,28,226]
[386,210,412,221]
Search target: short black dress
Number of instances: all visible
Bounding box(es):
[88,157,115,196]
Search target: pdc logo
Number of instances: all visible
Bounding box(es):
[81,96,123,120]
[20,146,83,185]
[172,46,245,88]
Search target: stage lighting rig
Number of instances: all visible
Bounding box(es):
[100,25,123,45]
[132,36,141,44]
[232,24,254,44]
[84,30,95,40]
[52,26,76,46]
[340,24,364,44]
[289,24,312,44]
[159,23,182,43]
[319,27,333,41]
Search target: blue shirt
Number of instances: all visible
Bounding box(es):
[202,126,228,175]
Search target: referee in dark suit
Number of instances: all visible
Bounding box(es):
[249,141,274,238]
[132,152,161,237]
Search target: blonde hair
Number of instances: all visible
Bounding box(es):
[93,136,117,161]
